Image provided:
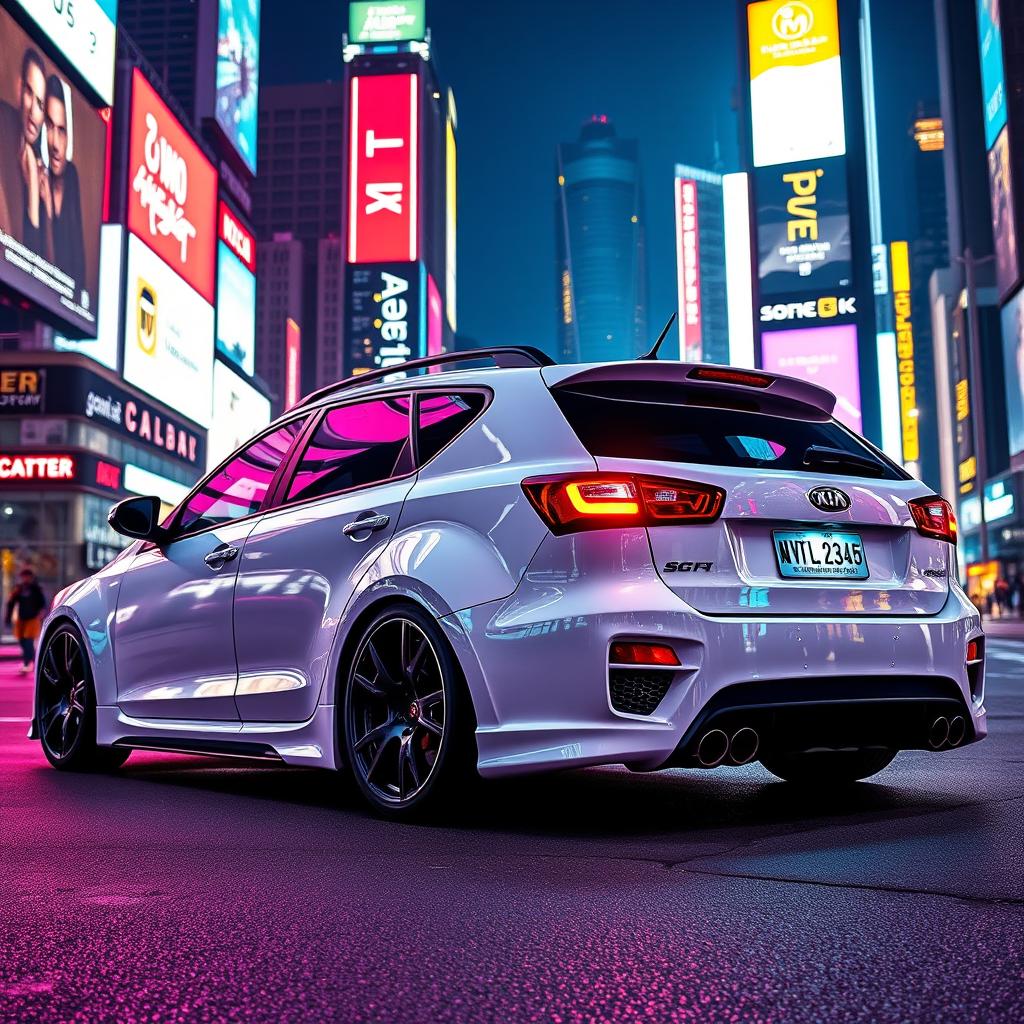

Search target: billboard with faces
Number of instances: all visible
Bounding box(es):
[0,6,105,335]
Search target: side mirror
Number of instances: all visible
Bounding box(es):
[108,495,166,542]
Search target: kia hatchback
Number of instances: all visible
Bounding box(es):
[32,348,986,817]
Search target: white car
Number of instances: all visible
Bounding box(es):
[33,348,986,818]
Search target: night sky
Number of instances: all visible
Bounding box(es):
[262,0,941,356]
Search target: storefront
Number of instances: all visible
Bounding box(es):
[0,353,207,599]
[959,470,1024,610]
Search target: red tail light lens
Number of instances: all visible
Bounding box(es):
[522,474,725,534]
[908,496,957,543]
[610,641,681,666]
[966,638,982,663]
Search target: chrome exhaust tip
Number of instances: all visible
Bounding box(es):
[947,716,966,747]
[729,726,760,765]
[696,728,729,768]
[928,716,950,750]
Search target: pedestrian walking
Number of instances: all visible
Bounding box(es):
[5,567,46,673]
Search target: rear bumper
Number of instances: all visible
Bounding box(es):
[449,530,985,778]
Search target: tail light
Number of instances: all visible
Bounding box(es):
[522,474,725,534]
[687,366,773,388]
[610,641,680,666]
[908,496,957,543]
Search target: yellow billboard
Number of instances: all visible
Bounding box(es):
[890,241,920,466]
[748,0,847,167]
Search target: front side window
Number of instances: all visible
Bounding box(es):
[178,418,308,533]
[285,396,412,503]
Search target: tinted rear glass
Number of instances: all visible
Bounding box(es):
[554,386,905,480]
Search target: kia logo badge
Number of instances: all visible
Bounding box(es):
[807,486,851,512]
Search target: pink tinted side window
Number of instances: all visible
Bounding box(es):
[286,397,412,502]
[179,418,307,532]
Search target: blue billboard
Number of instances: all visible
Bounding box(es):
[215,0,260,173]
[216,241,256,377]
[977,0,1007,151]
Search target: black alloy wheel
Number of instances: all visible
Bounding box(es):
[37,625,129,772]
[343,603,474,818]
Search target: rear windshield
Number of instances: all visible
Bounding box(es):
[553,385,906,480]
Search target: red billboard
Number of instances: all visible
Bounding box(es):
[674,177,702,361]
[218,200,255,272]
[127,69,217,303]
[347,73,419,264]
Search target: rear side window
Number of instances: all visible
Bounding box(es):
[554,386,904,480]
[416,392,487,465]
[285,396,412,503]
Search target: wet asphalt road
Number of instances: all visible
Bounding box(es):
[1,644,1022,1023]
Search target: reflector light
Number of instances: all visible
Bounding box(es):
[522,474,725,534]
[610,641,681,667]
[908,496,957,543]
[688,366,773,388]
[966,639,981,663]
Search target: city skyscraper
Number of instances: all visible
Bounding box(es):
[255,234,304,415]
[674,163,729,365]
[556,117,648,362]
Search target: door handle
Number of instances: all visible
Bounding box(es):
[343,514,390,537]
[204,545,239,568]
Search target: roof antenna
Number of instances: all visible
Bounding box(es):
[639,312,677,360]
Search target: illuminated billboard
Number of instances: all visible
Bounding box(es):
[761,323,862,433]
[347,73,419,264]
[445,89,457,332]
[215,0,260,173]
[427,273,443,357]
[128,69,218,304]
[723,172,755,369]
[216,241,255,376]
[889,241,919,467]
[1001,288,1024,465]
[54,224,123,370]
[207,360,270,469]
[345,262,424,374]
[674,177,702,361]
[123,233,215,428]
[8,0,117,105]
[976,0,1007,150]
[349,1,425,44]
[756,157,851,295]
[988,127,1020,299]
[285,318,301,409]
[747,0,846,168]
[0,6,106,335]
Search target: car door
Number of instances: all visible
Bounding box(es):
[114,417,308,721]
[232,394,415,723]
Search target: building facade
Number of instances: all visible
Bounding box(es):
[556,118,648,363]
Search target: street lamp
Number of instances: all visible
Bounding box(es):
[951,249,997,566]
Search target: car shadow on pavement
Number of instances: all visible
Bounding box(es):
[109,752,973,840]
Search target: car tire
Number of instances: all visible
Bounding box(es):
[37,624,130,772]
[342,602,477,820]
[759,748,897,785]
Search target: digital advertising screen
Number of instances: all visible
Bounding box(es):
[747,0,846,168]
[285,317,301,409]
[761,323,863,433]
[756,156,851,295]
[216,240,256,377]
[348,73,419,264]
[976,0,1007,151]
[988,126,1020,299]
[349,1,426,44]
[674,176,702,361]
[127,68,217,304]
[122,232,215,428]
[54,223,123,370]
[0,6,106,336]
[207,360,270,469]
[1001,288,1024,464]
[427,272,443,357]
[345,261,424,374]
[8,0,117,105]
[215,0,260,174]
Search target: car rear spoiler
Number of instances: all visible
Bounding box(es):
[542,361,837,419]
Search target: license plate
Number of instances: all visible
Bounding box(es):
[773,530,868,580]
